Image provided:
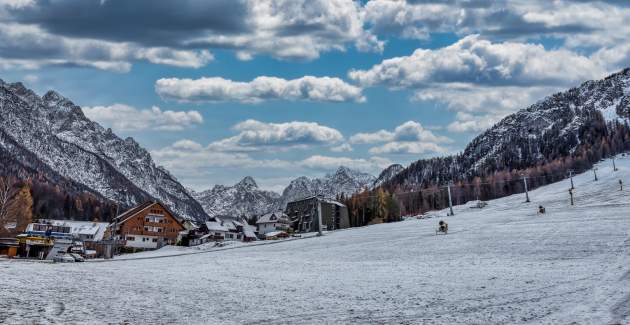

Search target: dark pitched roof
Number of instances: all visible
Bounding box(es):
[112,201,185,229]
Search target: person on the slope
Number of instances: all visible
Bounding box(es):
[538,205,546,214]
[438,220,448,234]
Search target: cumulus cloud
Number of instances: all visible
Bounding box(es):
[3,0,382,65]
[0,23,213,72]
[330,143,353,152]
[301,155,392,172]
[350,121,451,155]
[349,35,603,89]
[151,139,389,190]
[361,0,611,43]
[413,84,559,132]
[369,142,447,155]
[82,104,203,132]
[155,76,365,103]
[350,121,451,144]
[207,119,344,152]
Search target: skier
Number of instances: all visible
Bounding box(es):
[437,220,448,234]
[538,205,546,214]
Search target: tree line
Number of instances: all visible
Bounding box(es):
[344,115,630,224]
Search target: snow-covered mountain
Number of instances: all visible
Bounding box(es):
[279,166,375,207]
[192,177,281,218]
[384,68,630,190]
[194,166,376,217]
[372,164,404,188]
[0,80,207,220]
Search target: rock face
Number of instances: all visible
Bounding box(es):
[384,68,630,190]
[191,177,281,219]
[194,166,376,218]
[279,166,376,208]
[372,164,404,188]
[0,80,207,220]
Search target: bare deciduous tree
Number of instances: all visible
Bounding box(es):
[0,176,19,234]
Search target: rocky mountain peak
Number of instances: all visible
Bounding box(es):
[236,176,258,189]
[0,81,207,220]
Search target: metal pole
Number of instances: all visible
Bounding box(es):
[568,170,575,189]
[447,183,454,216]
[316,199,323,236]
[569,188,574,206]
[593,167,598,181]
[522,175,530,203]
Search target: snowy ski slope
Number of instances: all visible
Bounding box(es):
[1,156,630,324]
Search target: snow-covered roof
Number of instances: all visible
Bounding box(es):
[205,221,228,232]
[264,231,287,238]
[257,212,289,224]
[242,224,257,238]
[30,219,109,241]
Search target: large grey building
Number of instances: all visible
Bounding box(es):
[285,196,349,233]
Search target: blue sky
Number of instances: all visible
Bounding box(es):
[1,0,629,192]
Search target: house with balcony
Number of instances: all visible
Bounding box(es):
[256,211,290,235]
[110,201,185,250]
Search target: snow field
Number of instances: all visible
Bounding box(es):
[1,156,630,324]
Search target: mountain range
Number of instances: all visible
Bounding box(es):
[0,79,207,221]
[3,68,629,222]
[379,68,630,215]
[193,166,384,218]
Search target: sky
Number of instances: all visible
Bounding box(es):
[1,0,629,193]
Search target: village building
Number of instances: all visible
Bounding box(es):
[256,211,290,234]
[25,219,109,256]
[26,219,109,243]
[200,220,230,242]
[110,201,185,250]
[285,196,349,233]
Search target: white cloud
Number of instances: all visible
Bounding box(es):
[4,0,383,65]
[413,84,559,132]
[447,112,502,133]
[151,139,389,190]
[301,155,392,172]
[330,143,353,152]
[349,35,603,89]
[208,119,344,152]
[350,121,451,144]
[188,0,383,61]
[350,121,451,155]
[155,76,365,103]
[0,24,213,72]
[82,104,203,132]
[369,142,447,155]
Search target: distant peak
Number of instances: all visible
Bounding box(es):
[237,176,258,189]
[43,90,63,102]
[336,166,352,174]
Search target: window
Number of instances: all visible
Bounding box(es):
[152,238,158,242]
[127,236,135,241]
[144,226,162,233]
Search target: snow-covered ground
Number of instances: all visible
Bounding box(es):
[2,156,630,324]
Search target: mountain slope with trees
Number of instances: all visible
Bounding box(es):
[0,79,208,222]
[347,68,630,223]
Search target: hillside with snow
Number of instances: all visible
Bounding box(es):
[0,80,207,220]
[3,156,630,324]
[386,68,630,190]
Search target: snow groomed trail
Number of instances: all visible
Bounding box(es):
[2,156,630,324]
